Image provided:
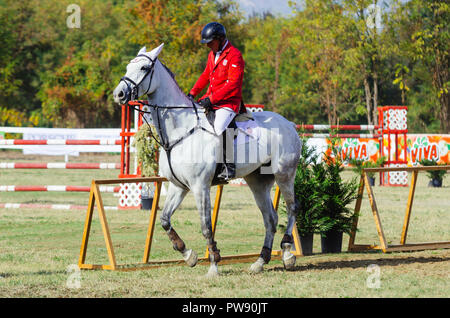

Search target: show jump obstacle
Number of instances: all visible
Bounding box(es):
[348,165,450,253]
[78,177,302,271]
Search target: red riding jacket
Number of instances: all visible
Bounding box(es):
[189,42,245,113]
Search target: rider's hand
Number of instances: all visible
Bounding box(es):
[199,97,212,110]
[187,93,195,100]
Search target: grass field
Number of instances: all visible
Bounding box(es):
[0,150,449,298]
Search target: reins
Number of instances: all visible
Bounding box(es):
[127,99,214,189]
[121,55,219,188]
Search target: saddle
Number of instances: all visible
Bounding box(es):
[205,101,254,130]
[206,102,255,186]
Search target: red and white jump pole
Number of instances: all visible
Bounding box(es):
[300,133,380,138]
[297,124,378,131]
[0,203,118,210]
[0,185,120,192]
[0,139,120,145]
[0,162,121,169]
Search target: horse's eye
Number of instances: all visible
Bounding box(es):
[141,66,150,71]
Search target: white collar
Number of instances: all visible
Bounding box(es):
[215,40,228,63]
[216,40,228,56]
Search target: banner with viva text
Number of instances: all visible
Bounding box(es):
[323,134,450,166]
[408,134,450,165]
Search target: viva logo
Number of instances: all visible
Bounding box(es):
[341,139,369,161]
[410,137,439,163]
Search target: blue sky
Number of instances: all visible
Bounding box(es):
[234,0,300,17]
[233,0,410,17]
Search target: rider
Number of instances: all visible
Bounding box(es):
[188,22,245,181]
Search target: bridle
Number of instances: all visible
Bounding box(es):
[121,57,214,188]
[119,54,156,102]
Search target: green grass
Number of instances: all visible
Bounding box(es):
[0,151,449,297]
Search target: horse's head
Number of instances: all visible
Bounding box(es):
[113,44,164,105]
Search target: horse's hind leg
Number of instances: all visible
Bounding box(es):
[160,182,198,267]
[244,170,278,273]
[275,172,299,270]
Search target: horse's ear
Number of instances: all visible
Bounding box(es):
[138,46,147,55]
[148,43,164,59]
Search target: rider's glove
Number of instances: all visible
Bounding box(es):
[199,97,212,110]
[187,93,195,100]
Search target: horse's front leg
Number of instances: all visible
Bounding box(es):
[160,182,198,267]
[192,185,220,277]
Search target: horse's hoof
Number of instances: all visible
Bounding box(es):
[249,257,265,274]
[282,253,296,270]
[183,249,198,267]
[206,264,219,278]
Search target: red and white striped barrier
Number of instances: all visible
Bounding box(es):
[0,139,121,145]
[0,162,120,169]
[0,203,118,210]
[0,185,120,192]
[300,133,380,139]
[297,124,378,131]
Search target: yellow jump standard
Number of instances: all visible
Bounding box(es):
[348,165,450,253]
[78,177,302,271]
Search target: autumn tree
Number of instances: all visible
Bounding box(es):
[287,0,364,125]
[126,0,245,94]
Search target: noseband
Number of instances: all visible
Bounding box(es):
[120,54,156,102]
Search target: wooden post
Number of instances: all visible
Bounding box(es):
[348,172,365,250]
[78,182,96,267]
[400,170,418,245]
[142,181,163,263]
[94,183,117,270]
[364,173,388,252]
[272,185,281,211]
[204,185,224,258]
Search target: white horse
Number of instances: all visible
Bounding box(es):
[113,44,301,276]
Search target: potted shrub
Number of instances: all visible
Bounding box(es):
[278,136,323,255]
[292,137,324,255]
[132,123,160,210]
[349,156,386,186]
[317,136,360,253]
[419,159,447,187]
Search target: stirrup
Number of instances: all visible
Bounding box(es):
[216,163,235,181]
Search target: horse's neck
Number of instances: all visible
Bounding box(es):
[148,61,202,142]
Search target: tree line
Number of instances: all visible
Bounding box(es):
[0,0,448,133]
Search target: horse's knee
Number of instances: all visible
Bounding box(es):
[201,227,213,240]
[160,215,171,231]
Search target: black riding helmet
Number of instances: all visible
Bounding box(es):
[201,22,226,44]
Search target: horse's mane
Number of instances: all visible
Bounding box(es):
[159,59,186,96]
[160,60,175,79]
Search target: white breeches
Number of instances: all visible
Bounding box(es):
[214,107,236,135]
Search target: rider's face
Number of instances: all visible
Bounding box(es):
[207,39,221,54]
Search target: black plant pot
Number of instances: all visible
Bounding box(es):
[320,229,343,254]
[428,178,442,188]
[141,196,154,210]
[299,233,314,256]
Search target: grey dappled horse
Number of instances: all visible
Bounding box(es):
[113,44,301,276]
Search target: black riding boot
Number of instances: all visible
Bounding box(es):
[217,128,236,181]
